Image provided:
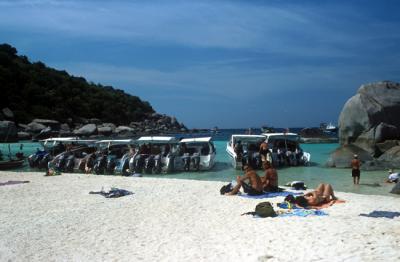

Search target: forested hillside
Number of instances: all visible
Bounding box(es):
[0,43,154,125]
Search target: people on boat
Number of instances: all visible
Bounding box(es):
[139,143,150,155]
[259,141,271,164]
[295,183,337,207]
[261,161,279,192]
[386,169,400,183]
[225,165,264,196]
[234,140,243,161]
[351,154,361,185]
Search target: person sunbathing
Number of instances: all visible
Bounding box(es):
[295,183,337,207]
[225,165,264,196]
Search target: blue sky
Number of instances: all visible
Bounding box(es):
[1,0,400,128]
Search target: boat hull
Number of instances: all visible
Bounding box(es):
[0,159,24,170]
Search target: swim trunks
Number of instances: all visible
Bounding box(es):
[242,182,263,196]
[352,169,360,177]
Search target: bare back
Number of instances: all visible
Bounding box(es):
[245,170,263,192]
[351,159,360,170]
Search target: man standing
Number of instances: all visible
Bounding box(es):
[351,154,361,185]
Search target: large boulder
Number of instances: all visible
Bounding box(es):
[74,124,97,136]
[330,81,400,168]
[326,144,372,168]
[0,121,18,142]
[2,108,14,119]
[31,119,60,130]
[27,122,46,133]
[338,81,400,151]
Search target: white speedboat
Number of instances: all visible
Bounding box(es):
[46,138,97,172]
[175,137,216,171]
[262,132,311,167]
[130,136,179,174]
[90,139,135,175]
[226,134,266,169]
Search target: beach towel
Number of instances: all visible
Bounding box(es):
[0,180,30,186]
[240,191,302,199]
[278,209,328,217]
[89,188,133,198]
[359,210,400,219]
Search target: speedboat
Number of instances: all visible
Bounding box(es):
[174,137,216,171]
[226,134,266,170]
[28,137,82,169]
[89,139,134,175]
[130,136,178,174]
[262,132,311,167]
[47,139,97,172]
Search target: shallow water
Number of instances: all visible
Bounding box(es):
[1,137,398,197]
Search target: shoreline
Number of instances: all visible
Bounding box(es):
[1,171,400,261]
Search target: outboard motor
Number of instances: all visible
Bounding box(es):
[106,156,117,174]
[182,153,191,171]
[144,155,155,174]
[65,154,75,172]
[191,152,200,171]
[153,154,162,174]
[38,153,52,169]
[252,152,262,169]
[55,153,69,171]
[131,154,146,173]
[93,154,107,175]
[28,150,47,168]
[118,153,131,176]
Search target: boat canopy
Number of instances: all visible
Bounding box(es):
[136,136,178,144]
[95,139,134,145]
[40,137,96,146]
[180,137,212,143]
[231,134,266,143]
[263,133,300,142]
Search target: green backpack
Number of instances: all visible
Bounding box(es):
[255,202,276,217]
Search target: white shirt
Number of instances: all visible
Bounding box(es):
[388,172,400,181]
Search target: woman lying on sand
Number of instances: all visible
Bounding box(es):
[295,183,337,207]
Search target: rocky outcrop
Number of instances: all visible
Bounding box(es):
[391,181,400,194]
[0,111,188,141]
[328,81,400,169]
[74,124,97,137]
[2,108,14,119]
[0,121,18,142]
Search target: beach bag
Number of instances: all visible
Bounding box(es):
[286,181,307,190]
[255,201,276,217]
[220,183,232,195]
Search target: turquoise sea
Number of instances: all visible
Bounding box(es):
[1,128,397,197]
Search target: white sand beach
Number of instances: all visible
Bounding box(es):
[1,171,399,262]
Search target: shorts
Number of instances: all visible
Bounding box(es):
[242,182,263,196]
[352,169,360,177]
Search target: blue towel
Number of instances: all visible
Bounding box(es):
[359,211,400,219]
[279,209,328,217]
[240,191,302,199]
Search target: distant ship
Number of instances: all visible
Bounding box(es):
[211,126,219,134]
[320,122,338,133]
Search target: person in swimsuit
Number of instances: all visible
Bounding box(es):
[351,154,361,184]
[225,165,264,196]
[295,183,337,207]
[261,161,279,192]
